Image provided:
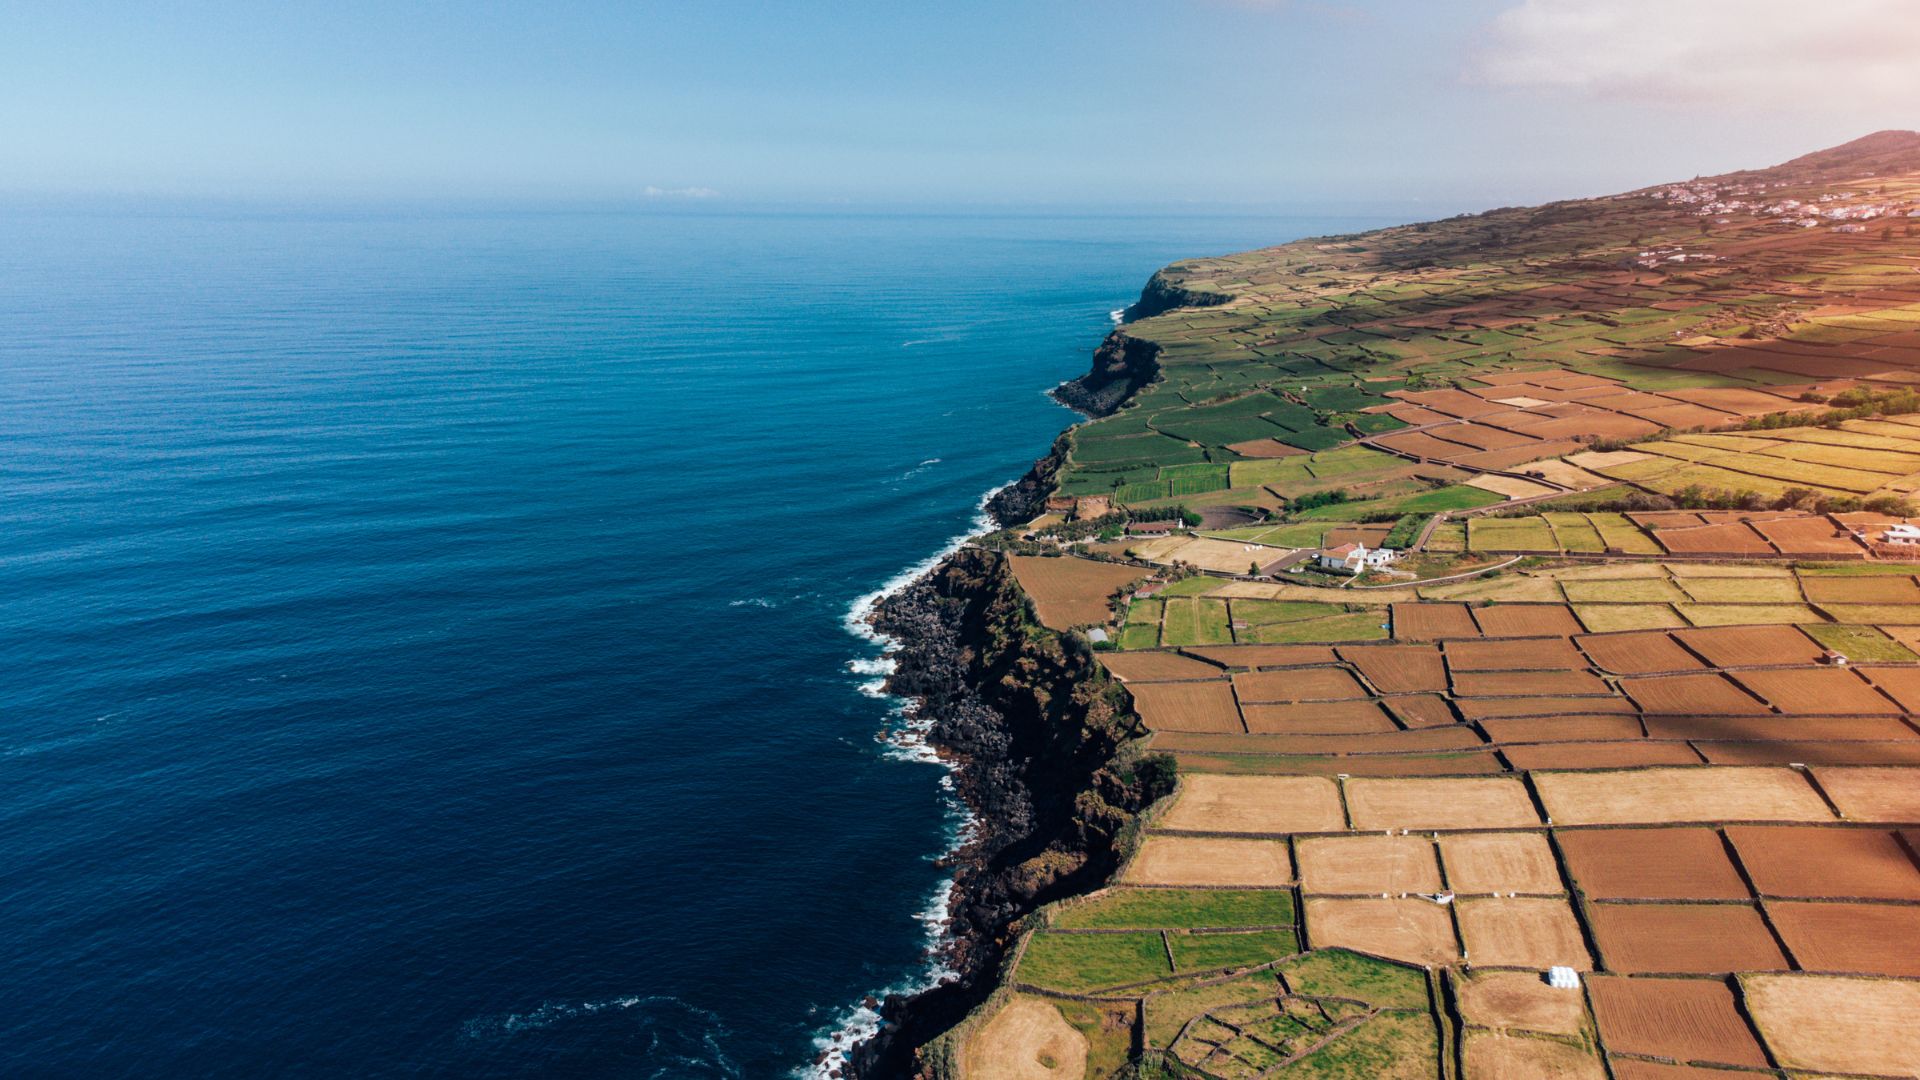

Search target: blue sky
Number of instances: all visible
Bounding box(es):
[3,1,1916,209]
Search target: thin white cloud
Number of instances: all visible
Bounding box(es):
[642,185,719,199]
[1468,0,1920,108]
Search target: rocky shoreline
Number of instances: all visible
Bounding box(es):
[846,547,1170,1079]
[844,271,1190,1078]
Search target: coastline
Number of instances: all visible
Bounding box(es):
[803,493,999,1080]
[828,290,1170,1079]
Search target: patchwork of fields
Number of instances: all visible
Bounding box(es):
[953,136,1920,1080]
[978,554,1920,1079]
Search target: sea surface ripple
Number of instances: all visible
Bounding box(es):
[0,203,1377,1076]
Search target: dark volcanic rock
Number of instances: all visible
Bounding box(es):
[1049,330,1160,418]
[847,549,1172,1078]
[1121,267,1231,322]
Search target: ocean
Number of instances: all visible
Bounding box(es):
[0,203,1386,1077]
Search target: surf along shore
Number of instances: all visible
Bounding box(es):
[847,131,1920,1079]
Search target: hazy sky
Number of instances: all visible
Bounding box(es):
[4,0,1916,209]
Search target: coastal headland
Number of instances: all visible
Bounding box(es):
[850,131,1920,1080]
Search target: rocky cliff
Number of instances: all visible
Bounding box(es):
[1049,330,1162,418]
[1121,267,1230,322]
[847,549,1173,1078]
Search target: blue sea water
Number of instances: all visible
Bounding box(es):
[0,204,1386,1078]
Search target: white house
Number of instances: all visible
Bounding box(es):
[1882,523,1920,547]
[1317,542,1399,574]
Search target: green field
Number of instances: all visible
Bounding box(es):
[1053,888,1296,930]
[1018,931,1172,993]
[1167,929,1301,972]
[1161,597,1234,646]
[1803,623,1920,662]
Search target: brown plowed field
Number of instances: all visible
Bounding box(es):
[1006,555,1143,630]
[1478,715,1644,743]
[1392,602,1480,641]
[1461,1032,1604,1080]
[1653,523,1773,555]
[1672,625,1825,667]
[1802,574,1920,603]
[1438,832,1563,894]
[1383,694,1459,728]
[1150,727,1480,755]
[1345,776,1540,831]
[1444,637,1586,671]
[1455,696,1638,720]
[1619,673,1766,716]
[1097,650,1224,682]
[1741,973,1920,1075]
[1456,897,1591,968]
[1451,669,1612,697]
[1302,897,1458,965]
[1727,825,1920,900]
[1534,767,1833,825]
[1185,644,1337,668]
[1122,836,1294,887]
[1338,644,1447,692]
[1648,714,1916,741]
[1378,430,1483,459]
[1502,742,1702,770]
[1857,664,1920,711]
[1158,774,1347,834]
[1766,901,1920,976]
[1129,681,1244,733]
[1575,631,1705,674]
[1730,668,1901,714]
[1696,738,1920,765]
[1232,667,1368,702]
[1297,834,1442,894]
[1750,515,1864,555]
[1471,604,1583,637]
[1454,970,1587,1035]
[1240,700,1396,734]
[1281,728,1486,754]
[1170,751,1504,777]
[1811,765,1920,821]
[1586,903,1788,974]
[1556,827,1751,900]
[1226,437,1305,458]
[1604,1058,1743,1080]
[1584,975,1769,1068]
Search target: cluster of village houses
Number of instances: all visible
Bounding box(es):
[1643,180,1917,233]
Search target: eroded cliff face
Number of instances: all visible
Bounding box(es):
[982,431,1070,527]
[1121,268,1230,322]
[1049,330,1160,419]
[990,267,1225,526]
[849,550,1172,1079]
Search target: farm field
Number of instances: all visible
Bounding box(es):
[959,135,1920,1080]
[985,558,1920,1076]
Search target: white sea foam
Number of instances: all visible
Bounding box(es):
[840,486,996,646]
[798,875,962,1080]
[464,994,743,1079]
[1109,307,1126,324]
[802,484,1005,1078]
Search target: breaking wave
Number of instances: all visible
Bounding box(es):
[462,995,743,1080]
[803,484,1003,1077]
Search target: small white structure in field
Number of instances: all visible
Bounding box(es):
[1882,523,1920,547]
[1317,542,1399,574]
[1547,966,1581,990]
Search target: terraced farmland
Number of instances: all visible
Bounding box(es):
[948,134,1920,1080]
